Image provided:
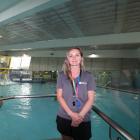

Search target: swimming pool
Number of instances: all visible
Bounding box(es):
[0,83,139,140]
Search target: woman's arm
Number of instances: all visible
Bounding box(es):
[79,90,95,118]
[57,88,73,117]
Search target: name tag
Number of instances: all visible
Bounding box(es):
[79,81,87,85]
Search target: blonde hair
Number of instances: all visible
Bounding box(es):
[62,47,85,78]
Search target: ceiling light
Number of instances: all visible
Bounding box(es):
[88,54,99,58]
[10,48,32,51]
[0,35,3,38]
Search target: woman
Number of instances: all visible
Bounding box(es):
[56,48,96,140]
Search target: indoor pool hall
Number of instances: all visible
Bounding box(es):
[0,0,140,140]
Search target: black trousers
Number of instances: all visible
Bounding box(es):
[56,115,92,140]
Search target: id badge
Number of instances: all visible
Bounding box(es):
[73,97,82,109]
[68,96,83,112]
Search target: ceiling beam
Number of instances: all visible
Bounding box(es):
[0,32,140,51]
[0,0,70,26]
[6,49,140,58]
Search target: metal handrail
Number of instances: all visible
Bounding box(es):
[0,94,56,101]
[92,106,137,140]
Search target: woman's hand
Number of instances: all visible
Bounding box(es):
[70,112,83,127]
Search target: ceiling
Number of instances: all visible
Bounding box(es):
[0,0,140,58]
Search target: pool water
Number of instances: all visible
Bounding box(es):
[0,83,139,140]
[93,87,139,140]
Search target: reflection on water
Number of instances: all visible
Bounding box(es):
[20,84,32,95]
[2,84,33,118]
[5,98,32,119]
[0,83,59,140]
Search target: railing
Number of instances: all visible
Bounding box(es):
[0,94,138,140]
[92,106,137,140]
[0,94,56,101]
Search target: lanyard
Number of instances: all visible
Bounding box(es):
[72,78,79,97]
[71,72,81,97]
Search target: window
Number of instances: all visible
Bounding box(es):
[10,54,31,69]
